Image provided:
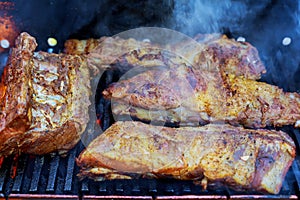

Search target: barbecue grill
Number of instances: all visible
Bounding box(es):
[0,0,300,199]
[0,69,299,199]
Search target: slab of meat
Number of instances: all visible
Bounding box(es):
[77,121,295,194]
[64,33,265,79]
[103,60,300,128]
[64,36,158,74]
[0,33,91,157]
[169,33,266,80]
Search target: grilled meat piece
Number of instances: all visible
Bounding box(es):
[64,33,265,79]
[65,36,158,73]
[21,52,91,155]
[103,62,300,128]
[77,121,295,194]
[170,34,266,80]
[0,33,91,156]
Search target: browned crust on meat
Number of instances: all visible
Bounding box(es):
[180,34,266,80]
[21,121,78,155]
[64,34,266,80]
[0,32,91,157]
[20,52,91,155]
[0,32,36,156]
[103,63,300,128]
[77,121,295,194]
[64,38,100,55]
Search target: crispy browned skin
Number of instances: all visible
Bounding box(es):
[64,34,265,79]
[0,33,91,156]
[77,121,295,194]
[170,34,266,80]
[21,51,91,155]
[0,32,36,156]
[103,60,300,128]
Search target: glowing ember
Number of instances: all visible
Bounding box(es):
[10,154,19,178]
[0,156,3,168]
[96,119,102,126]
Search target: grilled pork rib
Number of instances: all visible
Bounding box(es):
[77,121,295,194]
[64,33,265,79]
[103,62,300,128]
[0,33,91,157]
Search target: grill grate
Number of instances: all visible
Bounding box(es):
[29,156,44,192]
[12,155,28,193]
[0,136,298,199]
[64,149,76,192]
[46,155,60,192]
[0,69,299,199]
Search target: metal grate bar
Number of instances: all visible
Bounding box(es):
[229,194,298,199]
[281,179,290,194]
[132,184,141,194]
[115,182,124,193]
[46,155,60,192]
[0,164,8,192]
[12,155,28,192]
[157,196,227,200]
[98,182,107,193]
[148,180,158,195]
[81,180,89,192]
[64,149,76,192]
[292,159,300,193]
[83,195,153,200]
[293,129,300,150]
[182,185,191,193]
[164,185,175,194]
[29,156,44,192]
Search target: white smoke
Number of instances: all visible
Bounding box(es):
[172,0,300,92]
[173,0,249,36]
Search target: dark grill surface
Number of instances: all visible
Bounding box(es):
[0,70,299,200]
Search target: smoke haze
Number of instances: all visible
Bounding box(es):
[2,0,300,91]
[173,0,300,92]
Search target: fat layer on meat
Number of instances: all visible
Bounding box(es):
[77,121,295,194]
